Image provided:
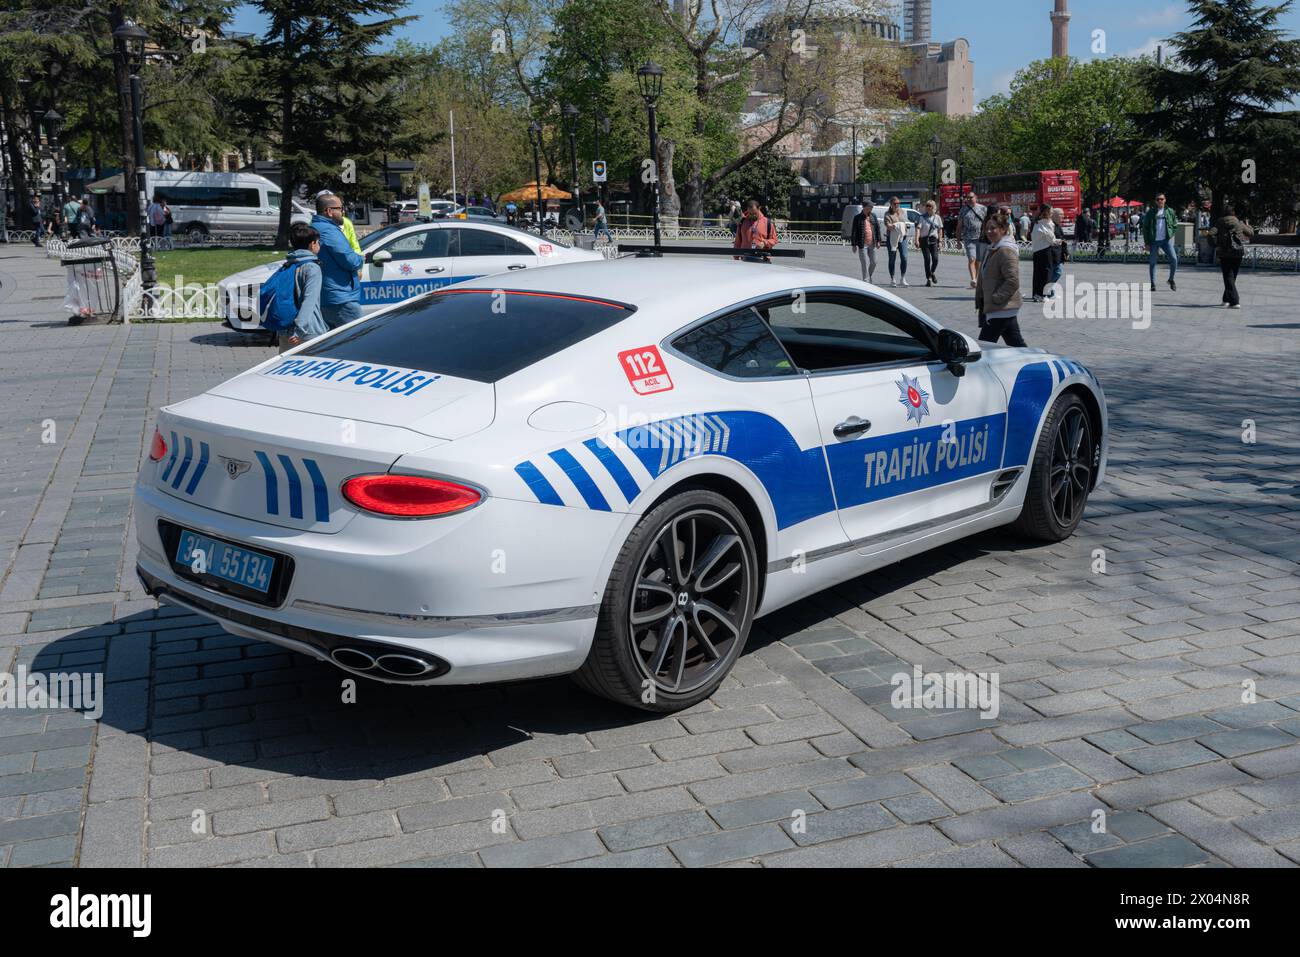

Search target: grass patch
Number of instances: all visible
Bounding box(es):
[152,246,285,287]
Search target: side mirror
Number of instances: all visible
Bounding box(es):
[938,328,979,376]
[367,250,392,265]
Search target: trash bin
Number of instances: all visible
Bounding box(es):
[60,238,120,325]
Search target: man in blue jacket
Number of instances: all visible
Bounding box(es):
[311,192,364,329]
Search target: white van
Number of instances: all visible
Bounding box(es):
[146,171,310,242]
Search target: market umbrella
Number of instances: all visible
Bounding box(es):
[498,181,571,204]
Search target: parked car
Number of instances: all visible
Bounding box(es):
[217,220,605,331]
[147,170,310,243]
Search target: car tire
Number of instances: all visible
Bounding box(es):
[1013,392,1096,542]
[573,489,758,712]
[184,223,208,244]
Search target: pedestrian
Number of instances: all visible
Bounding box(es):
[505,201,518,226]
[850,200,876,283]
[147,197,166,239]
[162,201,173,244]
[918,199,943,286]
[593,199,613,243]
[316,190,362,256]
[29,195,44,246]
[1030,204,1062,302]
[77,199,96,238]
[975,210,1025,347]
[1075,208,1092,245]
[310,192,365,329]
[883,196,912,287]
[731,199,776,261]
[271,223,327,352]
[959,191,988,289]
[1050,207,1069,289]
[1209,204,1253,309]
[1142,192,1178,292]
[1018,210,1032,244]
[62,195,80,240]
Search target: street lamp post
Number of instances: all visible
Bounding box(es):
[528,120,545,237]
[1096,123,1112,254]
[593,110,609,209]
[929,133,941,203]
[636,61,664,252]
[113,19,156,293]
[43,109,64,237]
[562,103,581,232]
[957,145,967,201]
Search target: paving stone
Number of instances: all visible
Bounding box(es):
[783,802,898,845]
[980,765,1093,803]
[809,773,919,809]
[1084,833,1213,868]
[479,830,605,868]
[762,824,952,867]
[669,823,794,867]
[1118,741,1221,775]
[1129,716,1227,745]
[997,831,1088,868]
[598,811,716,852]
[707,789,816,829]
[1198,726,1296,759]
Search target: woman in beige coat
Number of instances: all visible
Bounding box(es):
[975,210,1026,346]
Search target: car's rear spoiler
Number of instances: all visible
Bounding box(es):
[617,244,806,263]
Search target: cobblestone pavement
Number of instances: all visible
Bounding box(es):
[1,243,1297,868]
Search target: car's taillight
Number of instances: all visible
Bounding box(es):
[342,474,482,517]
[149,429,168,462]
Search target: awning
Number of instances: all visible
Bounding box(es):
[86,173,126,195]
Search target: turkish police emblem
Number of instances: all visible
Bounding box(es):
[896,373,931,426]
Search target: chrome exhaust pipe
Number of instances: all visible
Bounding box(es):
[331,648,378,671]
[375,654,435,677]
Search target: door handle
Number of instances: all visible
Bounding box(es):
[424,267,444,274]
[507,263,527,269]
[833,416,872,439]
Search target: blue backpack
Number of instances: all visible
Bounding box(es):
[258,258,311,332]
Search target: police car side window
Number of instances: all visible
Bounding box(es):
[760,294,934,372]
[458,228,530,256]
[379,228,448,261]
[672,308,796,379]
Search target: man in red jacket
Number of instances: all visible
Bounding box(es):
[732,199,776,260]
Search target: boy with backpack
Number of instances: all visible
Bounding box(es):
[259,223,326,353]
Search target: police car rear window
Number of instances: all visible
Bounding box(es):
[298,289,635,383]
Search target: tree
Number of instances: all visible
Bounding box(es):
[1131,0,1300,223]
[654,0,903,223]
[236,0,419,247]
[707,145,798,217]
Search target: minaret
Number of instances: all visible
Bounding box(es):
[1051,0,1071,59]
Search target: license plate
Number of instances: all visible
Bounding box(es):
[175,530,275,594]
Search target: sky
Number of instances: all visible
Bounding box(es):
[230,0,1300,105]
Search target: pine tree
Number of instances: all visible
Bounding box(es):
[1132,0,1300,223]
[236,0,417,247]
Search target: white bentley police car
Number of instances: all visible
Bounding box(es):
[217,219,603,331]
[135,257,1107,711]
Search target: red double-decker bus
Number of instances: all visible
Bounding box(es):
[940,171,1082,232]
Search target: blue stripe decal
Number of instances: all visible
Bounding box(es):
[160,430,180,483]
[277,454,304,520]
[515,461,564,506]
[184,442,209,495]
[549,449,611,512]
[583,438,640,504]
[302,458,329,523]
[171,436,194,490]
[255,451,279,515]
[1003,362,1055,468]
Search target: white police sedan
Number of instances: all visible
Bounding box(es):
[217,220,603,331]
[137,256,1106,711]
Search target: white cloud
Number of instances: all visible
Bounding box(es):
[1134,4,1184,28]
[1126,36,1180,61]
